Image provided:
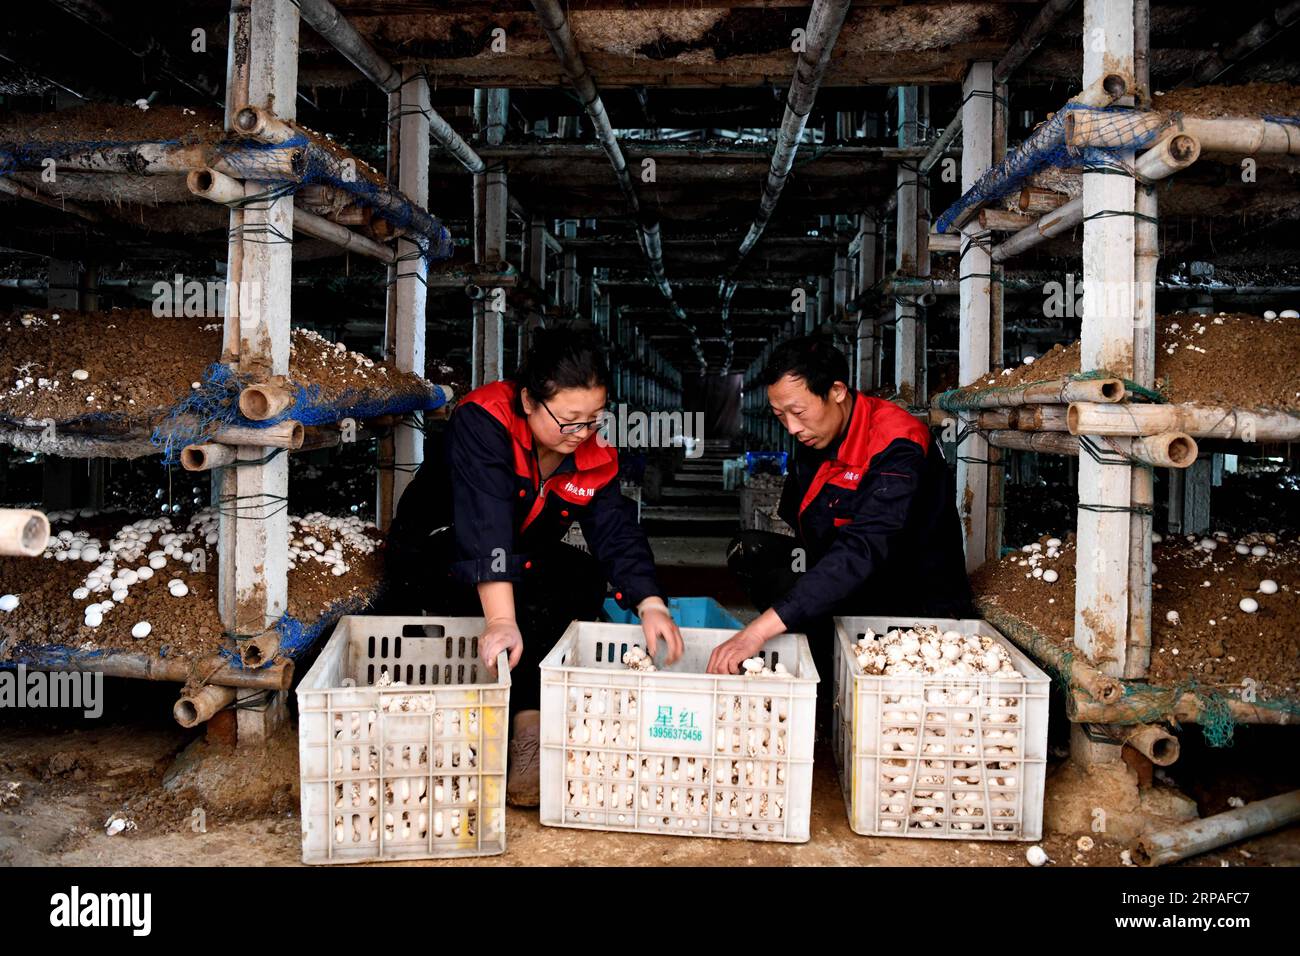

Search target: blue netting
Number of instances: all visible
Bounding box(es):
[1,584,383,677]
[217,585,385,668]
[149,361,449,465]
[935,104,1174,234]
[0,129,453,262]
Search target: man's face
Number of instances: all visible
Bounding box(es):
[767,374,850,449]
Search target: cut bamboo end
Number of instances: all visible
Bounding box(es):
[238,384,295,421]
[239,633,281,669]
[1125,724,1181,766]
[1131,432,1198,469]
[0,508,51,557]
[173,684,238,728]
[232,105,298,145]
[210,420,305,449]
[180,443,238,472]
[186,166,243,205]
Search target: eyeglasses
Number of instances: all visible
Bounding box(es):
[538,398,605,436]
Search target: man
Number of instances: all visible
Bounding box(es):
[708,335,973,678]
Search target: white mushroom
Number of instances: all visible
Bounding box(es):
[1258,579,1278,595]
[0,594,18,613]
[1238,597,1259,614]
[1026,845,1049,866]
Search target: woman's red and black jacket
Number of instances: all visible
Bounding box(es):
[394,380,660,611]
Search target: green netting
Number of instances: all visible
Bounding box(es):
[1102,680,1300,747]
[979,601,1300,747]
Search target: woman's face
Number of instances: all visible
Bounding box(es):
[521,385,608,455]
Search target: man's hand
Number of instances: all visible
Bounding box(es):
[706,627,768,675]
[480,616,524,674]
[706,607,789,675]
[639,604,684,665]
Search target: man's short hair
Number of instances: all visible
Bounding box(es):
[760,336,851,399]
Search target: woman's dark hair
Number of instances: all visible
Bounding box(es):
[760,335,850,399]
[513,327,609,402]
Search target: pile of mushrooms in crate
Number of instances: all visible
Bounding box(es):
[853,624,1022,678]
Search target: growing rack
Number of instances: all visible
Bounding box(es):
[0,0,463,742]
[928,1,1300,736]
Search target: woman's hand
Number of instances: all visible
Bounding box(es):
[480,616,524,675]
[638,600,684,666]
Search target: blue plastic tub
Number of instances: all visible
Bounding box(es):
[745,451,788,476]
[602,596,743,630]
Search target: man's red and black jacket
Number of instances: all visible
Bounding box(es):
[771,390,973,630]
[391,380,660,611]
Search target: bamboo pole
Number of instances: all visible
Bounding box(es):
[944,376,1124,409]
[977,600,1125,703]
[993,133,1199,263]
[1132,790,1300,866]
[174,684,239,728]
[987,429,1080,455]
[929,408,1018,429]
[1068,402,1300,440]
[180,443,238,472]
[1067,111,1300,155]
[0,509,50,557]
[238,383,296,421]
[188,166,398,263]
[1068,686,1297,725]
[1130,432,1197,468]
[1124,723,1180,766]
[0,176,105,223]
[210,420,304,449]
[1014,405,1071,431]
[978,208,1037,231]
[1018,186,1071,213]
[18,654,292,689]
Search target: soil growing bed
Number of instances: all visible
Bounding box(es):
[972,532,1300,701]
[0,308,439,429]
[952,312,1300,411]
[1152,82,1300,119]
[0,509,384,665]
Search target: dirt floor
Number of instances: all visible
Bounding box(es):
[955,312,1300,411]
[1,696,1295,868]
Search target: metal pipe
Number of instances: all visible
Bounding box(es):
[1132,790,1300,866]
[295,0,484,173]
[733,0,852,262]
[529,0,702,368]
[718,0,852,369]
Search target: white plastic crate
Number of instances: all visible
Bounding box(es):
[296,615,510,864]
[832,616,1049,841]
[539,622,819,842]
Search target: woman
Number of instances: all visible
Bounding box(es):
[383,329,683,807]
